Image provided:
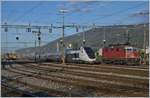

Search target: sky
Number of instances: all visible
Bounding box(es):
[1,1,149,53]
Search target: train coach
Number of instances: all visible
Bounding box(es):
[21,46,98,64]
[102,44,140,65]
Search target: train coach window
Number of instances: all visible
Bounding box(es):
[84,47,95,59]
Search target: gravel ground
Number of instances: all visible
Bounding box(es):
[1,62,149,97]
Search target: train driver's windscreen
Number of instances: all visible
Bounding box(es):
[84,47,95,59]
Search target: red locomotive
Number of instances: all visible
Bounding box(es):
[102,43,140,65]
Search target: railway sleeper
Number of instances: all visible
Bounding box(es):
[6,68,148,93]
[11,64,149,88]
[2,77,86,97]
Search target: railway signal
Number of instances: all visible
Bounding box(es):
[16,36,19,40]
[103,39,106,48]
[4,22,8,32]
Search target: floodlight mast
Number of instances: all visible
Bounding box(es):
[143,24,147,65]
[59,9,68,64]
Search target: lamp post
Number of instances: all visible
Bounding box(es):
[32,30,41,62]
[82,27,86,46]
[32,31,37,62]
[103,26,106,47]
[59,9,68,64]
[143,24,147,65]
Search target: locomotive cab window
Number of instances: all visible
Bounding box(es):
[84,47,95,59]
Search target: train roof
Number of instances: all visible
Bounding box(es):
[105,43,137,48]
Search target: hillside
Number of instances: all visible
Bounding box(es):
[16,23,149,55]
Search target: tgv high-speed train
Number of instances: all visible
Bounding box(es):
[24,46,97,64]
[65,47,96,63]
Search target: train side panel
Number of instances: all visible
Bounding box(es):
[102,45,140,65]
[103,47,125,59]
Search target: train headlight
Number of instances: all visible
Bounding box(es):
[83,40,86,44]
[103,39,106,42]
[38,37,41,41]
[60,40,63,44]
[69,44,72,48]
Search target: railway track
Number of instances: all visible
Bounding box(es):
[18,63,148,84]
[2,76,83,97]
[30,63,148,77]
[43,62,149,69]
[4,64,148,88]
[70,63,149,70]
[6,67,148,95]
[2,62,149,96]
[18,64,149,89]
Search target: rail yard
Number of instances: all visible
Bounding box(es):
[1,60,149,97]
[1,1,149,97]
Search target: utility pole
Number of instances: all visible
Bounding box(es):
[103,26,106,47]
[4,22,8,50]
[126,27,130,45]
[59,9,68,64]
[38,29,41,60]
[34,38,37,62]
[32,29,41,61]
[143,24,147,65]
[82,27,86,46]
[32,31,37,62]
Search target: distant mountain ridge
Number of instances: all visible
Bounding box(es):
[16,23,149,55]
